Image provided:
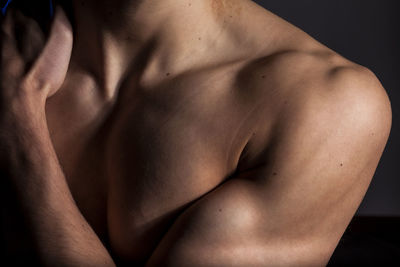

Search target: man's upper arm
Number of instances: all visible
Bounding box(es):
[146,66,392,266]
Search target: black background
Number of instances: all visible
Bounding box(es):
[255,0,400,216]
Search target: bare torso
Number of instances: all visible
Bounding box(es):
[46,58,251,259]
[43,1,351,262]
[3,0,390,266]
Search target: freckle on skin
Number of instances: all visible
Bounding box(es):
[340,163,343,167]
[198,37,202,40]
[219,209,222,212]
[261,75,266,79]
[166,73,170,76]
[273,172,277,176]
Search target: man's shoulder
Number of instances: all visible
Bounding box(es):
[279,56,391,142]
[278,50,389,126]
[242,47,391,124]
[235,48,391,167]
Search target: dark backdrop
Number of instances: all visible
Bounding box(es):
[254,0,400,216]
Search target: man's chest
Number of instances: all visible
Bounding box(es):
[44,68,256,257]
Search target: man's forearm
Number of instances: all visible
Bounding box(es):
[1,107,115,266]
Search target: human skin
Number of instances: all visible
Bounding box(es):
[0,0,392,266]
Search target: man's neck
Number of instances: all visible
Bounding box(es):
[72,0,190,41]
[68,0,233,98]
[64,0,290,101]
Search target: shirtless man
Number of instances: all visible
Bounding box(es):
[0,0,392,266]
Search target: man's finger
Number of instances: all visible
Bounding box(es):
[1,5,14,37]
[1,7,18,62]
[24,6,73,97]
[1,8,24,88]
[13,9,46,67]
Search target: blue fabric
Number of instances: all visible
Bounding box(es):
[1,0,54,17]
[49,0,53,17]
[1,0,13,15]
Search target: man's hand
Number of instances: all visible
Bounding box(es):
[0,7,115,265]
[0,5,72,113]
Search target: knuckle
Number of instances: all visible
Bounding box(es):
[20,72,52,95]
[1,8,14,37]
[0,30,16,54]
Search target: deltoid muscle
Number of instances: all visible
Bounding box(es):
[1,0,54,17]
